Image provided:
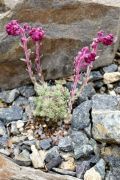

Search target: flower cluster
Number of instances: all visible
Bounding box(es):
[29,27,45,41]
[74,30,114,73]
[97,31,114,46]
[70,30,115,108]
[5,20,45,84]
[5,20,21,36]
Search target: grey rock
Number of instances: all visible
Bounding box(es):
[74,144,94,159]
[19,145,31,152]
[0,121,6,136]
[39,138,52,150]
[19,140,36,152]
[13,96,29,107]
[45,156,62,171]
[14,149,32,166]
[76,161,91,179]
[0,106,23,123]
[92,110,120,144]
[58,136,73,152]
[78,83,96,103]
[94,159,106,179]
[0,0,120,90]
[94,81,104,89]
[71,100,92,130]
[92,94,119,111]
[90,71,103,81]
[70,131,89,146]
[45,146,60,163]
[70,131,94,159]
[19,85,35,98]
[92,95,120,144]
[103,64,118,73]
[0,89,19,103]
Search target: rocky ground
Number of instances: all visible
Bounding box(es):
[0,52,120,180]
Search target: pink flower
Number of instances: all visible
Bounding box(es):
[97,31,114,46]
[29,27,45,41]
[75,47,96,67]
[5,20,21,36]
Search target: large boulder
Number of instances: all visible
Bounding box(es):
[0,0,120,89]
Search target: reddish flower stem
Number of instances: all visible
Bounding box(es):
[21,32,36,84]
[35,41,44,83]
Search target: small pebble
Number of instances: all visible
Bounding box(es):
[17,120,24,129]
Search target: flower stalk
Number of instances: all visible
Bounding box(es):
[69,31,115,111]
[5,20,45,85]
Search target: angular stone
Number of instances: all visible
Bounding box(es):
[0,89,19,103]
[14,149,32,166]
[0,106,23,123]
[78,83,96,103]
[45,146,60,163]
[0,0,120,89]
[92,94,119,111]
[45,156,62,171]
[0,153,80,180]
[90,71,103,81]
[18,85,35,98]
[92,95,120,144]
[103,64,118,73]
[39,138,52,150]
[104,72,120,84]
[58,136,73,152]
[92,111,120,144]
[71,100,92,130]
[70,131,89,146]
[74,144,94,159]
[13,96,29,107]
